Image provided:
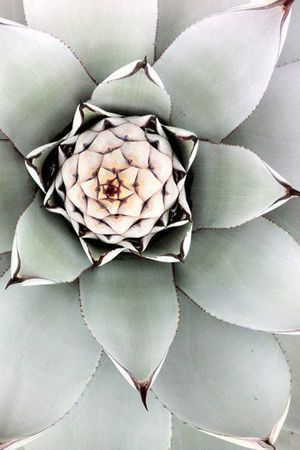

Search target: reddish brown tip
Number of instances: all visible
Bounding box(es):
[286,185,300,198]
[282,0,294,13]
[5,277,17,289]
[138,382,150,411]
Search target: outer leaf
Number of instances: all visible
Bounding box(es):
[24,0,158,83]
[153,292,290,447]
[154,2,290,142]
[278,0,300,65]
[171,418,240,450]
[23,355,172,450]
[156,0,244,59]
[80,256,178,401]
[0,270,100,443]
[91,60,172,122]
[192,142,287,229]
[227,63,300,189]
[0,141,34,253]
[0,0,26,24]
[0,21,95,155]
[176,218,300,333]
[276,335,300,433]
[10,195,90,285]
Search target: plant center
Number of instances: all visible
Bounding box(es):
[103,181,121,199]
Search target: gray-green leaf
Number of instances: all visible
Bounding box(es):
[10,195,90,285]
[23,355,172,450]
[192,142,287,229]
[176,218,300,333]
[80,256,178,396]
[0,140,34,253]
[0,271,100,443]
[154,3,289,141]
[91,60,171,122]
[153,291,290,441]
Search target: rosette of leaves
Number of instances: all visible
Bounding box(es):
[0,1,300,449]
[24,97,194,265]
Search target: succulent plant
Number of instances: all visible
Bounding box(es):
[0,0,300,449]
[25,100,193,262]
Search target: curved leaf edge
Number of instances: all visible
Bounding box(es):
[78,266,181,408]
[0,349,103,449]
[193,142,300,231]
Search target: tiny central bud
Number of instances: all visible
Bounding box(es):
[105,183,120,198]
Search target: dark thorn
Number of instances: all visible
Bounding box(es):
[282,0,294,12]
[5,277,18,289]
[138,382,149,411]
[263,437,275,450]
[287,186,300,197]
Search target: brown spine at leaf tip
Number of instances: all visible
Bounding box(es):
[138,382,150,411]
[263,438,275,450]
[286,186,300,197]
[282,0,294,12]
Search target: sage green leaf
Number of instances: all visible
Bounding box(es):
[278,0,300,65]
[11,195,90,285]
[163,125,198,170]
[171,418,241,450]
[24,0,157,83]
[80,239,125,266]
[227,63,300,189]
[276,430,300,450]
[142,222,192,263]
[153,292,290,442]
[23,355,171,450]
[276,335,300,433]
[176,218,300,333]
[0,141,34,253]
[154,3,289,142]
[0,21,95,155]
[192,142,287,229]
[267,199,300,245]
[25,140,61,192]
[68,102,121,138]
[91,60,171,122]
[156,0,244,59]
[0,270,100,443]
[80,257,178,397]
[0,0,26,24]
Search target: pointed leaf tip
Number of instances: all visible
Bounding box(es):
[287,185,300,198]
[5,277,19,289]
[282,0,294,12]
[80,259,177,388]
[137,382,150,411]
[154,1,290,142]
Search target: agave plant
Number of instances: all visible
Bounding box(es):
[1,0,300,449]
